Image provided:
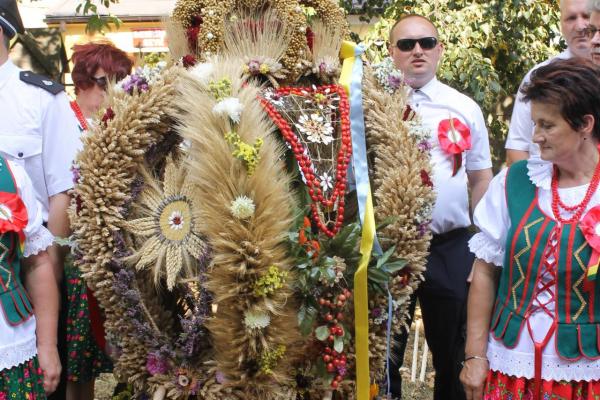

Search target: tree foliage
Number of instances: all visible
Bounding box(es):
[361,0,562,167]
[75,0,121,33]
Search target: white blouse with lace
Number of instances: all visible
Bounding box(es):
[469,157,600,381]
[0,160,54,371]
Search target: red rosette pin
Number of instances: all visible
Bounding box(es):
[0,191,28,244]
[437,117,471,176]
[579,205,600,290]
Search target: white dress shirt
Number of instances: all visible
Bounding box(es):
[469,158,600,381]
[505,49,573,158]
[409,77,492,234]
[0,59,81,220]
[0,159,54,371]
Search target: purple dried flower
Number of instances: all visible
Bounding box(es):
[215,371,226,384]
[146,351,170,375]
[337,365,347,376]
[417,222,430,237]
[387,74,401,90]
[417,140,432,152]
[371,308,382,318]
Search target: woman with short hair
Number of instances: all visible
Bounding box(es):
[66,40,132,400]
[461,58,600,399]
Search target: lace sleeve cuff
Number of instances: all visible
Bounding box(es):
[23,226,54,258]
[469,232,504,267]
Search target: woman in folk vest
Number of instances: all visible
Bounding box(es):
[0,157,57,399]
[461,58,600,400]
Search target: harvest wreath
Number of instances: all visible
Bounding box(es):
[69,0,436,398]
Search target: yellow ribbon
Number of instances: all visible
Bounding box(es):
[340,40,375,400]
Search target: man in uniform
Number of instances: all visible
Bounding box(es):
[0,0,81,396]
[505,0,590,164]
[387,14,493,400]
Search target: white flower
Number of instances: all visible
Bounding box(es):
[295,113,334,144]
[319,172,333,192]
[244,309,271,330]
[168,211,184,230]
[190,62,214,85]
[213,97,244,123]
[263,89,284,107]
[206,32,214,40]
[207,10,215,16]
[229,195,255,219]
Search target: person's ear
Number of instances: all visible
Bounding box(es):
[582,114,595,136]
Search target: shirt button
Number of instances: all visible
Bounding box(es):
[18,152,23,157]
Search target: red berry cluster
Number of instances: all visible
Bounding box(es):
[318,288,352,388]
[260,85,352,238]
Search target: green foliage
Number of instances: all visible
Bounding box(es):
[361,0,562,169]
[75,0,122,33]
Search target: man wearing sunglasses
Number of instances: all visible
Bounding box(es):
[387,14,493,400]
[0,0,81,396]
[505,0,590,165]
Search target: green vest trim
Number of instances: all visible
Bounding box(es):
[0,157,33,326]
[491,160,600,360]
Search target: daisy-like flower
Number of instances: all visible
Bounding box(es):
[190,62,214,85]
[169,211,184,230]
[263,89,284,107]
[213,97,244,123]
[243,309,271,330]
[295,113,334,144]
[319,172,333,193]
[124,157,208,291]
[229,195,255,220]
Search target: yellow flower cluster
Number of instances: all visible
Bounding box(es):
[208,78,232,101]
[252,265,288,297]
[259,344,286,375]
[224,131,263,176]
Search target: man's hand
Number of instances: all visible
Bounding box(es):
[37,343,61,394]
[460,358,489,400]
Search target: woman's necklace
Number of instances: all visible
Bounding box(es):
[550,157,600,224]
[70,100,88,131]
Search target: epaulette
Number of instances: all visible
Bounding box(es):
[19,71,64,95]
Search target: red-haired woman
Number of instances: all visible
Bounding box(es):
[66,41,132,400]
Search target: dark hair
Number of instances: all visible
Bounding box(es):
[71,41,133,94]
[521,57,600,140]
[1,27,10,50]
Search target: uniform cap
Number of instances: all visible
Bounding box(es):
[0,0,24,39]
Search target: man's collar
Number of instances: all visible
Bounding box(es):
[0,58,16,84]
[411,77,439,101]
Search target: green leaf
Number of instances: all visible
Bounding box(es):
[368,268,389,284]
[315,325,330,341]
[334,336,344,353]
[375,245,397,270]
[298,305,317,336]
[382,259,409,274]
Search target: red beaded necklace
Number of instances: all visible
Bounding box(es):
[70,100,88,131]
[550,155,600,224]
[260,85,352,237]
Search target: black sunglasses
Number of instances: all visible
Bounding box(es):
[396,37,438,52]
[584,25,600,38]
[91,76,108,90]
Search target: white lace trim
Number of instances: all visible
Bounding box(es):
[0,335,36,370]
[526,155,552,190]
[487,336,600,381]
[23,226,54,257]
[468,232,504,267]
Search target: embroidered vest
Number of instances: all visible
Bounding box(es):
[491,160,600,359]
[0,157,33,325]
